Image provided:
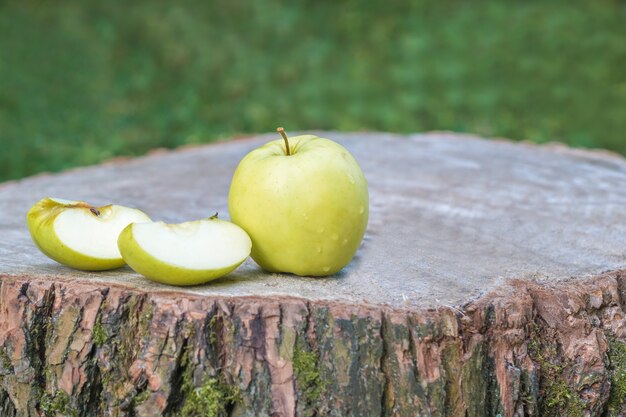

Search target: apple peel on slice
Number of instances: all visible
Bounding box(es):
[27,197,152,270]
[117,217,252,286]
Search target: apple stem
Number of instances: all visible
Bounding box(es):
[71,202,99,216]
[209,212,219,220]
[277,127,291,156]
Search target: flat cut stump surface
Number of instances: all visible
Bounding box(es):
[2,132,625,306]
[1,132,626,417]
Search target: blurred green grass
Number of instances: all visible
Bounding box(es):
[1,0,625,181]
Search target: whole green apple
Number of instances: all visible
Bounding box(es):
[117,216,251,286]
[228,128,369,276]
[27,197,151,270]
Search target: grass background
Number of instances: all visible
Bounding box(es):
[1,0,625,182]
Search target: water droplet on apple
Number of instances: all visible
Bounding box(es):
[317,246,322,253]
[317,227,325,233]
[323,266,331,272]
[303,213,309,220]
[359,206,365,214]
[331,233,339,241]
[347,174,355,184]
[342,238,348,246]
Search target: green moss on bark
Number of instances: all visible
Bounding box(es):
[134,390,151,405]
[40,391,77,417]
[606,337,626,417]
[139,300,154,339]
[170,334,240,417]
[208,315,219,346]
[0,348,13,376]
[176,378,240,417]
[293,343,327,413]
[92,314,106,347]
[528,324,584,417]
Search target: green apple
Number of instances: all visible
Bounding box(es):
[27,197,151,270]
[228,128,369,276]
[117,216,252,286]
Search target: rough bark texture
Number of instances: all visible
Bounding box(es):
[2,271,626,417]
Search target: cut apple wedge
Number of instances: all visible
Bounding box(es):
[117,217,252,286]
[27,197,152,270]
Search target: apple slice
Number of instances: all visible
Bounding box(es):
[27,197,152,270]
[117,216,252,286]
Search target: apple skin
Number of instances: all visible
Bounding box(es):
[117,220,250,286]
[27,198,150,271]
[228,134,369,276]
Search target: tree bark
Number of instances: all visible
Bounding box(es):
[1,271,626,417]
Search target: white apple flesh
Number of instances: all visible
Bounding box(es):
[117,217,252,286]
[27,197,152,270]
[228,130,369,276]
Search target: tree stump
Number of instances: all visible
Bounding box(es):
[1,132,626,417]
